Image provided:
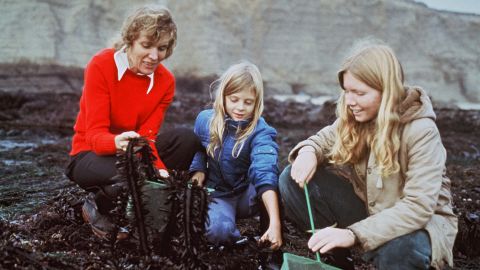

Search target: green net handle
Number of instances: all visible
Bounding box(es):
[304,184,321,262]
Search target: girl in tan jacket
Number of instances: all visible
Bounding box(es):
[279,42,457,269]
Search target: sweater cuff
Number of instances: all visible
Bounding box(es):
[347,224,370,251]
[92,133,117,155]
[288,141,323,164]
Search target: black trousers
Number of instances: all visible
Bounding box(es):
[65,127,204,214]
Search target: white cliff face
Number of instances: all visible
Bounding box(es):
[1,0,479,103]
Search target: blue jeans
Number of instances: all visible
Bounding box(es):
[279,165,432,269]
[363,230,432,270]
[205,184,258,245]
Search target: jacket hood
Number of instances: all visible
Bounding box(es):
[399,86,436,124]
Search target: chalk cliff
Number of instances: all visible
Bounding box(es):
[1,0,479,103]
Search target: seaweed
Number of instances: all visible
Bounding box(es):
[112,138,210,268]
[162,171,210,269]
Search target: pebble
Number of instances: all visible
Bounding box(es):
[51,233,62,239]
[466,213,479,223]
[6,129,20,136]
[21,130,33,137]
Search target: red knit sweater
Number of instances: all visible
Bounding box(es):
[69,48,175,169]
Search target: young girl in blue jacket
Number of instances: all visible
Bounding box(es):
[189,62,282,250]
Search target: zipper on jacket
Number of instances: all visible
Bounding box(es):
[363,149,371,214]
[216,125,230,189]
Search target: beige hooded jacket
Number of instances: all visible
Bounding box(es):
[288,87,457,269]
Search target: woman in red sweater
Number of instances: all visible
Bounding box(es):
[66,6,202,240]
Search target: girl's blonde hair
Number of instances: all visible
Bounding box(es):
[113,6,177,59]
[329,42,406,177]
[207,62,264,158]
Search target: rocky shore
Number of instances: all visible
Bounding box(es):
[0,65,479,269]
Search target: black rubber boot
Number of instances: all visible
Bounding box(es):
[82,193,128,240]
[94,181,128,215]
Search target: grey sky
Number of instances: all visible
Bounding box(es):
[414,0,480,15]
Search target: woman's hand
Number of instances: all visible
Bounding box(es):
[260,222,283,250]
[291,146,318,188]
[158,169,169,178]
[307,227,356,253]
[114,131,140,151]
[191,171,205,186]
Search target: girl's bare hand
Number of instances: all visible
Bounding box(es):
[191,171,206,186]
[259,223,283,250]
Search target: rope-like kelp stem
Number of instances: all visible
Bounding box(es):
[125,138,149,255]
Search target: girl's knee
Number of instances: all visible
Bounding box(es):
[205,219,239,245]
[367,230,431,269]
[279,165,293,193]
[279,165,303,203]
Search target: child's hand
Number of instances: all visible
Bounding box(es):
[259,223,282,250]
[191,171,205,186]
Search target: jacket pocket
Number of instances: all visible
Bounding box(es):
[254,146,277,165]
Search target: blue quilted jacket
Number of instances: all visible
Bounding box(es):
[189,109,279,198]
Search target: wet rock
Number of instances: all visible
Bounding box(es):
[6,129,20,136]
[21,130,33,137]
[0,72,479,269]
[0,111,15,121]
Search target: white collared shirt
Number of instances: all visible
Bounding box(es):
[113,46,154,94]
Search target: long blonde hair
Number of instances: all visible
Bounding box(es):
[207,62,264,158]
[329,42,406,177]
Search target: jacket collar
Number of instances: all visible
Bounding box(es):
[114,45,154,94]
[224,115,250,131]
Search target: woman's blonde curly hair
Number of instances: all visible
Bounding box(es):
[113,6,177,59]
